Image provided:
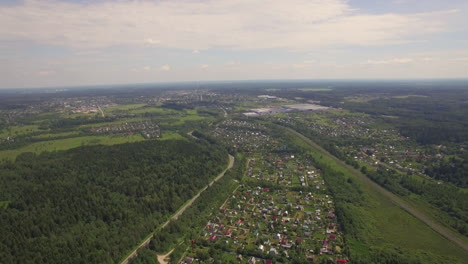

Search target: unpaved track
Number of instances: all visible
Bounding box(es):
[98,106,105,118]
[120,155,235,264]
[285,126,468,252]
[156,248,175,264]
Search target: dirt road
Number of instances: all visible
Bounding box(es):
[285,126,468,252]
[156,248,175,264]
[120,154,235,264]
[98,106,105,118]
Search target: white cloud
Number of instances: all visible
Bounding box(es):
[142,66,151,71]
[200,64,209,69]
[37,70,55,76]
[364,58,414,65]
[225,61,240,66]
[291,60,316,69]
[192,49,200,54]
[144,38,161,45]
[160,64,171,71]
[0,0,452,50]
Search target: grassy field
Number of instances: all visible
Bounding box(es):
[79,118,150,128]
[32,131,81,139]
[160,131,186,141]
[0,134,144,160]
[0,125,41,138]
[128,107,179,115]
[283,127,468,260]
[103,103,148,113]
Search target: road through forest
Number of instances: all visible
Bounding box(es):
[120,154,235,264]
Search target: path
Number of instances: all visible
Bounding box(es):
[187,130,198,140]
[97,106,105,118]
[120,154,235,264]
[156,248,175,264]
[284,126,468,252]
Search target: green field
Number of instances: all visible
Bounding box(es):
[128,107,179,115]
[0,134,144,160]
[32,131,80,139]
[103,103,147,112]
[79,118,150,128]
[283,127,468,261]
[0,125,41,138]
[160,131,186,141]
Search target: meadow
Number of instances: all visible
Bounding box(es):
[0,134,144,160]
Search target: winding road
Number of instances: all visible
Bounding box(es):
[120,154,235,264]
[284,126,468,252]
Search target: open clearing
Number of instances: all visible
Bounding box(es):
[0,134,144,160]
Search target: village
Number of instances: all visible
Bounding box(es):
[270,111,434,178]
[211,120,276,153]
[183,148,348,263]
[90,120,160,139]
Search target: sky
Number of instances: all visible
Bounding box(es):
[1,0,468,88]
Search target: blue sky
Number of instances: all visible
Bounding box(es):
[1,0,468,88]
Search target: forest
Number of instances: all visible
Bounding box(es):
[0,139,228,264]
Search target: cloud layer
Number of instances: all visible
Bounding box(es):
[0,0,448,50]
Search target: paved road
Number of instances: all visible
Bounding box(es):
[285,126,468,252]
[120,154,235,264]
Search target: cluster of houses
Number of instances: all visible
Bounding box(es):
[246,154,324,190]
[212,120,276,152]
[185,151,348,263]
[90,120,160,139]
[274,111,429,177]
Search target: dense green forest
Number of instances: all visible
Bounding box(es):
[0,139,228,264]
[424,152,468,187]
[130,153,245,264]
